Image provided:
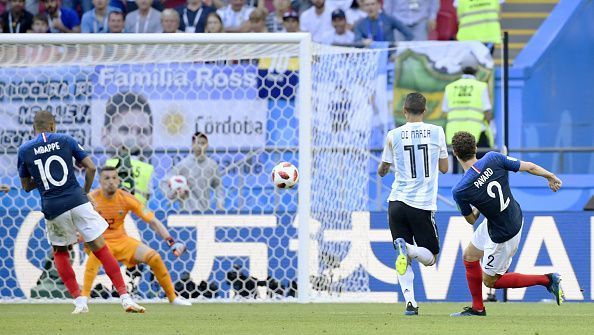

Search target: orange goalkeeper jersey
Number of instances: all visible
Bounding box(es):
[89,189,155,240]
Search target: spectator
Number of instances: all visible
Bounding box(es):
[282,9,298,32]
[354,0,413,45]
[125,0,162,33]
[25,0,39,15]
[216,0,252,32]
[62,0,91,15]
[265,0,289,32]
[383,0,438,41]
[161,8,182,32]
[345,0,365,28]
[442,53,494,162]
[43,0,80,33]
[161,132,224,213]
[320,9,354,45]
[455,0,503,54]
[107,10,125,32]
[2,0,33,33]
[299,0,334,43]
[247,6,266,32]
[30,12,48,31]
[81,0,121,33]
[177,0,214,33]
[204,11,223,32]
[125,0,162,12]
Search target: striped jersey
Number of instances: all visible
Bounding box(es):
[381,122,448,210]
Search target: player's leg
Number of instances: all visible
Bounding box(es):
[481,228,563,305]
[451,220,487,317]
[406,208,440,266]
[388,201,418,315]
[73,203,145,313]
[46,210,88,314]
[133,243,191,306]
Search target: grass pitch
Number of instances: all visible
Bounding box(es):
[1,302,591,335]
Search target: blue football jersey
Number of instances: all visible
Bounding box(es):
[17,132,89,220]
[452,151,523,243]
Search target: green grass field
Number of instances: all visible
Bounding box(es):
[1,303,591,335]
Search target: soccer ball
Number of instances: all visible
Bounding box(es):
[168,175,190,198]
[271,162,299,189]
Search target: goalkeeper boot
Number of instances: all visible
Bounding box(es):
[72,296,89,314]
[394,238,409,276]
[450,306,486,317]
[404,302,418,316]
[546,273,564,306]
[121,294,146,313]
[172,296,192,306]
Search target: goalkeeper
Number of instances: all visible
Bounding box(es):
[81,166,191,306]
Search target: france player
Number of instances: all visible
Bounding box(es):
[378,93,449,315]
[450,131,564,317]
[17,111,145,314]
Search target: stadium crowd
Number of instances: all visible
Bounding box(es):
[0,0,444,44]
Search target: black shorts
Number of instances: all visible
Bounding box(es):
[388,200,440,255]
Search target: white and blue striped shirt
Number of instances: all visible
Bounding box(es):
[381,122,448,211]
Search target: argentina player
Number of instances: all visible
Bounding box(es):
[450,131,563,317]
[17,111,145,314]
[378,93,449,315]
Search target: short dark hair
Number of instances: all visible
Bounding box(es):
[34,110,55,131]
[99,165,118,175]
[462,66,477,75]
[404,92,426,115]
[451,131,477,162]
[192,132,208,143]
[33,13,49,23]
[104,92,152,128]
[108,11,125,20]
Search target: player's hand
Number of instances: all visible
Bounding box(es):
[547,175,562,192]
[166,237,186,257]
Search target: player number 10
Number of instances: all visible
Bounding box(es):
[33,155,69,190]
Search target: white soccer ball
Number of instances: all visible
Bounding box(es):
[168,175,190,198]
[271,162,299,189]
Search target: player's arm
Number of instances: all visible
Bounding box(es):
[378,135,393,177]
[463,207,481,225]
[519,161,562,192]
[79,156,97,194]
[438,127,449,174]
[19,177,36,192]
[453,190,478,225]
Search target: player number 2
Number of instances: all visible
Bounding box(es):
[33,155,69,190]
[403,144,429,178]
[487,181,510,212]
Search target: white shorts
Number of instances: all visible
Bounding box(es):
[471,219,522,276]
[45,202,108,246]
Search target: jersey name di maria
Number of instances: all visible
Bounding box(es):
[17,133,89,220]
[452,151,523,243]
[382,122,448,211]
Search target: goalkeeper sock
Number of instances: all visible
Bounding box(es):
[464,260,484,311]
[82,254,102,297]
[93,245,127,296]
[397,266,417,308]
[406,243,435,266]
[53,250,80,299]
[145,250,177,302]
[494,273,550,288]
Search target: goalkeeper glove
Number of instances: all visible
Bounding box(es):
[166,237,186,257]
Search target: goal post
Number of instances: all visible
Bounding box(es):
[0,33,381,303]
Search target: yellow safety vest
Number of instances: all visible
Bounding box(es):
[444,78,493,146]
[105,157,154,205]
[456,0,502,44]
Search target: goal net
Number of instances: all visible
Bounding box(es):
[0,34,382,302]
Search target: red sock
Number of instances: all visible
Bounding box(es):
[92,245,127,296]
[464,260,484,311]
[494,273,550,289]
[53,250,80,299]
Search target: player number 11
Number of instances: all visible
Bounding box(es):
[403,144,429,178]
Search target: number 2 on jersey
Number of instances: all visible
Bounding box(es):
[487,181,510,212]
[403,144,429,178]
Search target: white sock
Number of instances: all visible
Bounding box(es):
[120,293,130,300]
[398,266,417,307]
[407,243,435,266]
